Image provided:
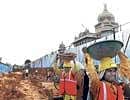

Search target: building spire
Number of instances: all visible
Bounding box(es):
[104,3,107,11]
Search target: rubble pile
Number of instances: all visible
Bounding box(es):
[30,73,61,98]
[30,68,47,82]
[18,80,46,100]
[0,72,25,100]
[0,70,61,100]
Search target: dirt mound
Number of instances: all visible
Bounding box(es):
[0,72,61,100]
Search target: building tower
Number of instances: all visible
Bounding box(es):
[58,42,66,54]
[95,4,119,37]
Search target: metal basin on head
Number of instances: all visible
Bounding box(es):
[82,40,123,60]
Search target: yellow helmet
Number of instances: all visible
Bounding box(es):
[98,57,117,72]
[63,61,72,68]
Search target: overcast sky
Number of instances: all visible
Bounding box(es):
[0,0,130,65]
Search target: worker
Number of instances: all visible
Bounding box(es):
[53,52,87,100]
[83,50,130,100]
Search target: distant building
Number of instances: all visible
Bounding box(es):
[31,4,130,67]
[95,4,119,35]
[58,42,66,54]
[73,28,99,47]
[73,4,119,47]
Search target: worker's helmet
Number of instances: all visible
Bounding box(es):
[98,57,117,72]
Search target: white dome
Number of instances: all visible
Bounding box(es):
[98,4,115,23]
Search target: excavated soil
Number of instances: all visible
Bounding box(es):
[0,72,61,100]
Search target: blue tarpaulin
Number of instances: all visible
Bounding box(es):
[0,63,12,73]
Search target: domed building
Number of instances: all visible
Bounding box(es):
[95,4,119,37]
[31,4,130,68]
[73,28,98,47]
[73,4,119,47]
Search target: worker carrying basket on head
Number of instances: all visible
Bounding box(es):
[53,51,89,100]
[82,40,130,100]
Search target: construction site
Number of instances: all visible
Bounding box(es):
[0,3,130,100]
[0,67,61,100]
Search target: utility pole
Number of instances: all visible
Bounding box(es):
[112,22,130,62]
[124,34,130,53]
[119,22,130,53]
[112,28,116,40]
[112,22,130,40]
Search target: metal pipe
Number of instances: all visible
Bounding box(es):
[124,33,130,53]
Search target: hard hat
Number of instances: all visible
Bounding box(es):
[63,61,72,68]
[98,57,117,72]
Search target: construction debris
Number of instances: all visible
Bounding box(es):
[0,70,61,100]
